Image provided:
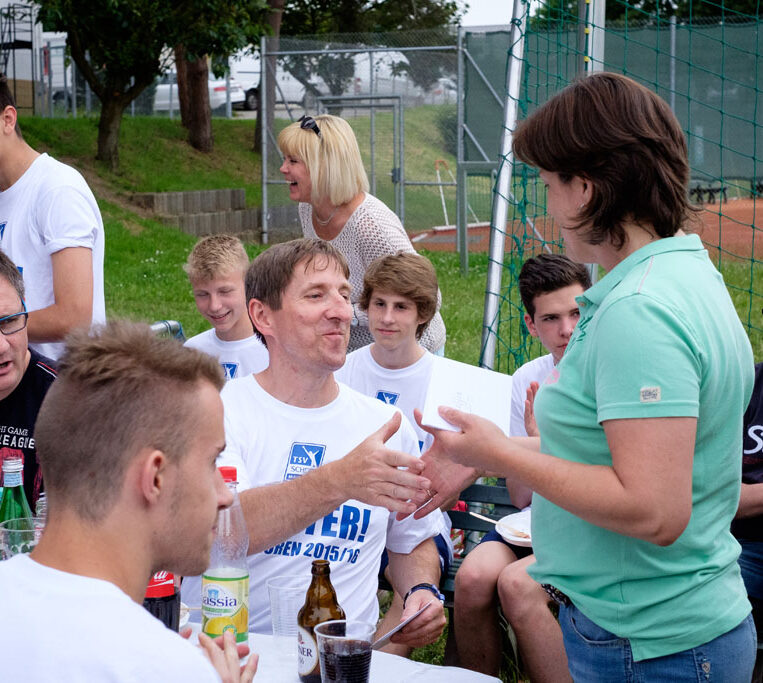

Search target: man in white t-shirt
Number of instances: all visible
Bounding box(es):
[183,234,268,379]
[0,321,257,682]
[0,75,105,360]
[205,238,446,654]
[335,251,452,655]
[454,253,590,680]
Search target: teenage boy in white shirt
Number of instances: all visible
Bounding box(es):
[184,235,268,379]
[0,75,104,361]
[454,253,591,680]
[335,251,452,656]
[0,321,257,682]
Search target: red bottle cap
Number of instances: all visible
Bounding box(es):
[218,466,237,483]
[145,570,175,598]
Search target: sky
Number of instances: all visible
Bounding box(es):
[460,0,512,26]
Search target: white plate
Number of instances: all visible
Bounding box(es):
[495,509,532,547]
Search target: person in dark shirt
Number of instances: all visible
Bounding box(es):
[0,249,56,507]
[733,361,763,681]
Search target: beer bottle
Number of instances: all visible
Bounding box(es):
[297,560,346,683]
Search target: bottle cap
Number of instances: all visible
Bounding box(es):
[145,571,176,598]
[1,457,22,473]
[218,466,237,483]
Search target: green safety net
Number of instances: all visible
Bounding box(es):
[477,0,763,373]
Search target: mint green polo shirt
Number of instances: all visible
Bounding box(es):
[528,234,754,661]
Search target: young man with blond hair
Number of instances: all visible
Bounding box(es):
[0,321,257,682]
[184,234,268,380]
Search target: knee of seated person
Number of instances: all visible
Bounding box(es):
[455,554,498,600]
[496,562,537,610]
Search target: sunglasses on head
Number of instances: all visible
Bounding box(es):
[299,115,322,139]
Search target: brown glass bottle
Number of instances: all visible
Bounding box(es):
[297,560,346,683]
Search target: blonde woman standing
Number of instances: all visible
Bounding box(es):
[278,114,446,353]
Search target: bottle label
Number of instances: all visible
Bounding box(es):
[201,571,249,644]
[3,471,21,487]
[297,626,319,676]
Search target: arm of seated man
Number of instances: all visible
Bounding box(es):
[385,538,447,648]
[232,413,432,555]
[738,482,763,518]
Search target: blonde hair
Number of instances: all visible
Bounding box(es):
[184,234,249,282]
[277,115,369,206]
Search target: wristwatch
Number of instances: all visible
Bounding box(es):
[403,582,445,608]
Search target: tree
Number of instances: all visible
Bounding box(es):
[34,0,268,168]
[171,1,269,152]
[278,0,464,106]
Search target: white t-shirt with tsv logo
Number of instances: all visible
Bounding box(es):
[215,374,441,633]
[184,329,269,380]
[0,153,105,360]
[336,345,434,453]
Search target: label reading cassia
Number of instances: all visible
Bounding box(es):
[201,569,249,644]
[297,626,319,675]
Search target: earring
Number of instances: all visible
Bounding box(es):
[578,203,585,209]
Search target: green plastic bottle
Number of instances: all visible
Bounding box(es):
[0,457,33,523]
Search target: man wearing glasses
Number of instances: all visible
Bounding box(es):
[0,74,105,361]
[0,249,56,509]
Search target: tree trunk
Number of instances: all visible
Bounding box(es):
[96,96,127,170]
[175,44,192,128]
[186,56,213,153]
[255,0,285,151]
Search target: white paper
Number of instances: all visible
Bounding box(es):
[422,356,513,435]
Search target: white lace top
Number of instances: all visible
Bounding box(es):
[300,194,447,352]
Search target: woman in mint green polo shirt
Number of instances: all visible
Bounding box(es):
[415,73,757,680]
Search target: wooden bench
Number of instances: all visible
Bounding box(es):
[441,481,520,666]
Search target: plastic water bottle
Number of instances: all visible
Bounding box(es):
[201,466,250,643]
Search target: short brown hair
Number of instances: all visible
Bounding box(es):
[34,320,224,522]
[513,72,695,249]
[518,253,591,320]
[245,239,350,344]
[0,74,22,137]
[184,234,249,282]
[0,248,24,301]
[359,252,439,339]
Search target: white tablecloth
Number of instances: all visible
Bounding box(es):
[188,625,500,682]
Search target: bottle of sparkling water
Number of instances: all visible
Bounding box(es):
[0,457,33,523]
[202,466,250,643]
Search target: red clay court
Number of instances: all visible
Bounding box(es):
[412,198,763,260]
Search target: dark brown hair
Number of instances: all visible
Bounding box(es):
[34,320,224,522]
[513,72,694,249]
[245,238,350,344]
[0,74,22,137]
[0,248,24,301]
[359,251,438,339]
[518,253,591,319]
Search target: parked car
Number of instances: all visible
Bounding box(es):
[153,72,246,112]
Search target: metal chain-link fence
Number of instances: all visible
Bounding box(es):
[261,27,489,243]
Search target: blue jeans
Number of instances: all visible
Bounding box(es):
[559,602,756,682]
[738,539,763,645]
